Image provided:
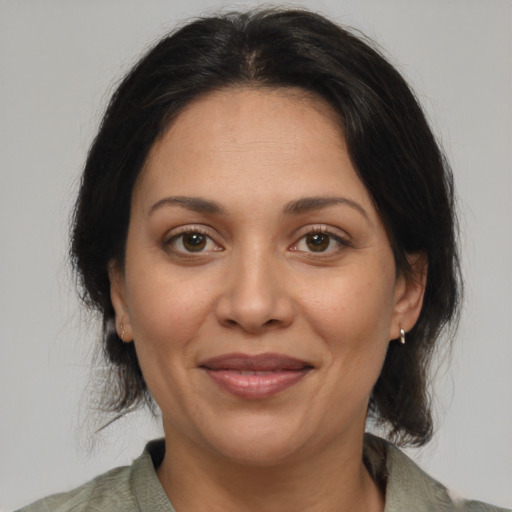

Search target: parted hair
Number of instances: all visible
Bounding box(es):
[71,8,461,446]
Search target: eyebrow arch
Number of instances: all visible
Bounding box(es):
[149,196,224,216]
[283,196,370,222]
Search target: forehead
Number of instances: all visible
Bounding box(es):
[134,86,374,215]
[151,87,344,160]
[172,86,344,139]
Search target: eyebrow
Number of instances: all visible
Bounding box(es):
[149,196,224,215]
[283,196,370,222]
[148,194,370,222]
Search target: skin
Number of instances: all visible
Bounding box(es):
[110,87,426,512]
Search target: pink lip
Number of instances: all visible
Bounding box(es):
[199,353,313,399]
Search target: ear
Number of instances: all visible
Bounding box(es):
[389,253,427,340]
[108,261,134,343]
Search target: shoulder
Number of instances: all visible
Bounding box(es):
[364,434,510,512]
[15,465,136,512]
[16,439,172,512]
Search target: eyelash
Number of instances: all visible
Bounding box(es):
[164,226,222,254]
[163,225,351,256]
[290,226,351,255]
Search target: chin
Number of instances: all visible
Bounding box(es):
[202,416,311,466]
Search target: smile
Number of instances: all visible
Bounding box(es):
[199,353,314,399]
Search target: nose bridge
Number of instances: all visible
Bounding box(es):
[237,243,276,305]
[215,239,293,332]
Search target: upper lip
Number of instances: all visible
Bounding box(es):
[198,353,313,371]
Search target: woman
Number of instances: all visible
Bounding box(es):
[17,8,509,512]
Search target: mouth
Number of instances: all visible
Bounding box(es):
[198,353,314,399]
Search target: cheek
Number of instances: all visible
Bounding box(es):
[295,264,395,386]
[299,269,396,342]
[123,268,218,413]
[125,264,215,352]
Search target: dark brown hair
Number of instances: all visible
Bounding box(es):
[71,8,461,446]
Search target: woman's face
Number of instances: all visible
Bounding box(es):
[111,87,424,465]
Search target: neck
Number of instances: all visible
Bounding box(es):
[157,430,384,512]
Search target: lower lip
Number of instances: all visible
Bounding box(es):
[203,369,311,399]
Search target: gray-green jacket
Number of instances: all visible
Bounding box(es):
[17,435,510,511]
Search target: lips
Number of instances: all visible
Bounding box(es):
[199,353,313,399]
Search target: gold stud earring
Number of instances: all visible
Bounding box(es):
[399,328,406,345]
[120,322,125,342]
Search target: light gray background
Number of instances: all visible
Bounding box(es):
[1,0,511,510]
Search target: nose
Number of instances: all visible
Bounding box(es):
[214,248,294,334]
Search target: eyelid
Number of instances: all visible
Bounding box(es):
[163,225,224,253]
[293,224,351,242]
[289,224,353,253]
[164,224,209,242]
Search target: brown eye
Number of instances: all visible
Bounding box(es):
[290,229,349,255]
[305,233,331,252]
[166,228,222,256]
[182,232,207,252]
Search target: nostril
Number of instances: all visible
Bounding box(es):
[223,317,280,330]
